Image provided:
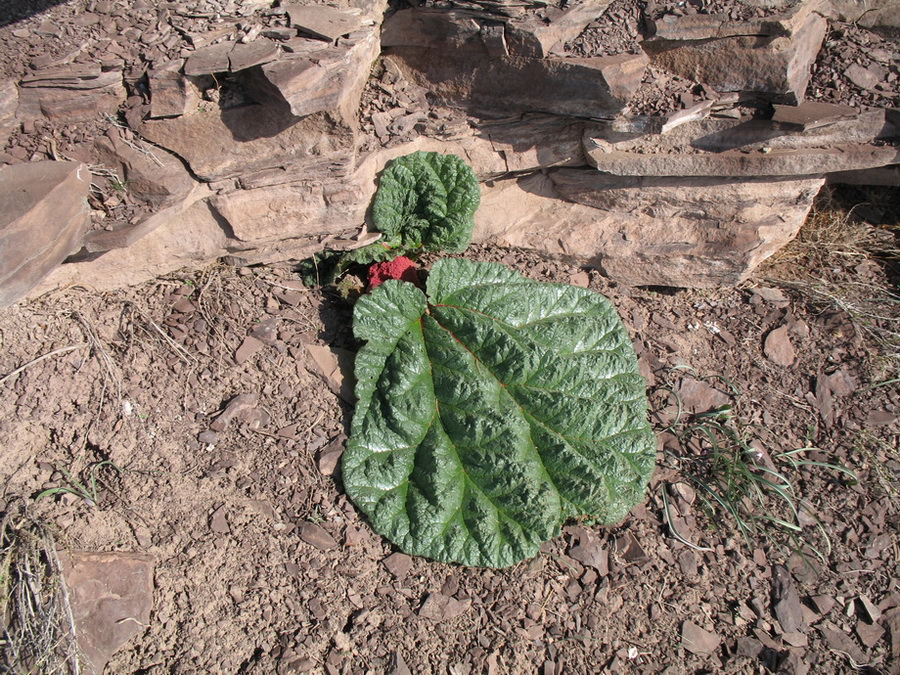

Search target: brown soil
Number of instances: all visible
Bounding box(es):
[1,187,899,674]
[1,1,900,674]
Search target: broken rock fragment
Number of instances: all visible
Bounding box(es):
[242,30,379,122]
[17,63,125,121]
[642,13,827,104]
[148,61,200,118]
[682,620,721,655]
[764,325,796,366]
[60,551,154,675]
[0,161,90,308]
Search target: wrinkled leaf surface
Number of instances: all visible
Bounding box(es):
[343,259,655,568]
[371,152,480,253]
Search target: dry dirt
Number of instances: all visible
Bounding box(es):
[1,1,900,674]
[1,186,899,674]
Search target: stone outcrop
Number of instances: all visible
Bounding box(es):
[0,161,90,308]
[2,0,898,303]
[16,64,125,122]
[642,13,827,104]
[475,171,825,287]
[381,8,648,117]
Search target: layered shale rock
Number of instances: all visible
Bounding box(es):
[0,0,897,303]
[0,161,90,308]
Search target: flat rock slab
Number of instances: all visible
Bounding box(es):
[60,551,154,675]
[584,110,897,177]
[682,620,721,655]
[183,40,281,77]
[537,169,822,287]
[136,106,356,183]
[0,160,90,308]
[17,65,125,122]
[285,4,362,41]
[649,0,828,40]
[383,8,646,117]
[642,13,826,104]
[772,101,859,130]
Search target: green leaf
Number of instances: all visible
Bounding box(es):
[371,152,480,253]
[343,259,656,568]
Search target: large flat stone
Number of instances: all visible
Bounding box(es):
[209,179,368,245]
[1,161,90,308]
[33,198,228,293]
[17,65,125,122]
[135,105,356,183]
[242,30,379,124]
[387,48,647,117]
[642,13,827,104]
[383,7,647,117]
[473,169,824,287]
[383,3,615,59]
[59,551,153,675]
[284,4,363,41]
[584,110,899,176]
[649,0,829,40]
[585,145,900,177]
[81,182,211,253]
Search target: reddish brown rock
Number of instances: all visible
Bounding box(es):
[59,551,154,675]
[17,64,125,122]
[242,31,379,124]
[299,521,338,550]
[764,325,797,366]
[419,593,472,622]
[284,4,363,41]
[93,127,196,209]
[148,61,200,118]
[476,169,823,288]
[584,111,898,177]
[383,8,646,117]
[682,621,721,655]
[643,13,827,104]
[0,161,90,308]
[135,105,356,183]
[0,80,18,141]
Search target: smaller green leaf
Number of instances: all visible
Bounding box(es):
[371,152,480,253]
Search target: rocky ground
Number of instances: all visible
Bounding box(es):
[0,188,898,674]
[1,0,899,674]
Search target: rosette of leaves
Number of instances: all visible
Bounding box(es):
[343,258,656,568]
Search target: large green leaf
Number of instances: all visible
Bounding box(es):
[343,259,656,568]
[371,152,480,253]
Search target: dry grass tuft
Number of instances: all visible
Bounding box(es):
[760,187,900,380]
[1,499,81,674]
